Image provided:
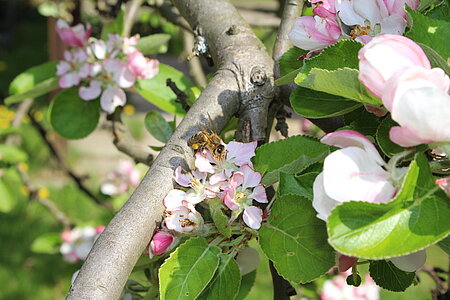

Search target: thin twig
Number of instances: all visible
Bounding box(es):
[123,0,145,37]
[28,112,112,210]
[166,78,190,112]
[182,29,207,87]
[153,1,192,32]
[16,166,72,229]
[110,112,154,166]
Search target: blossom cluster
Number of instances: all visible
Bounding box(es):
[288,0,419,51]
[148,141,267,258]
[358,34,450,147]
[312,129,427,272]
[100,160,141,196]
[321,270,380,300]
[60,225,104,263]
[55,20,159,114]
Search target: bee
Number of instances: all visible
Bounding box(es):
[188,130,227,161]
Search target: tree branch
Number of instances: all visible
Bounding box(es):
[67,0,275,298]
[123,0,145,37]
[182,29,208,87]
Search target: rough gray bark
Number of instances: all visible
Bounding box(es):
[66,0,274,299]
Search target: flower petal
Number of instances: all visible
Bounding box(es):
[390,249,426,272]
[163,189,187,210]
[100,86,126,114]
[79,80,102,100]
[243,206,263,230]
[312,172,339,221]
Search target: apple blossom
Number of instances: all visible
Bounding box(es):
[100,160,140,196]
[56,19,91,48]
[148,230,177,258]
[321,272,379,300]
[127,51,159,79]
[174,166,222,202]
[311,0,336,18]
[164,204,204,234]
[56,49,90,88]
[312,130,397,221]
[221,165,267,230]
[288,16,341,51]
[60,226,104,263]
[358,34,431,98]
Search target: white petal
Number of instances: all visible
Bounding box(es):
[163,189,187,210]
[312,172,339,221]
[323,147,393,203]
[79,80,102,100]
[390,249,427,272]
[243,206,262,230]
[100,86,126,114]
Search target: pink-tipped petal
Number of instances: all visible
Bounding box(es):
[226,141,257,166]
[174,166,191,187]
[79,80,102,100]
[243,206,263,230]
[100,86,126,114]
[249,185,268,203]
[321,130,385,166]
[195,152,215,173]
[240,164,262,189]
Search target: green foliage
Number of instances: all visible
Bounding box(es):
[438,236,450,255]
[418,43,450,75]
[0,178,15,213]
[278,47,308,77]
[297,68,382,106]
[136,34,171,55]
[49,88,100,139]
[290,87,362,118]
[185,86,203,107]
[31,233,62,254]
[376,117,404,157]
[369,260,416,292]
[346,273,362,287]
[343,106,381,136]
[197,254,241,300]
[424,0,449,21]
[236,270,256,300]
[406,8,450,59]
[0,144,28,163]
[144,111,173,143]
[259,194,335,283]
[253,135,329,186]
[277,171,319,201]
[276,40,362,86]
[136,64,194,115]
[101,10,125,39]
[209,198,232,238]
[5,77,59,105]
[8,61,57,95]
[328,155,450,258]
[159,237,221,300]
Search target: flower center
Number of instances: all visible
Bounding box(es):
[350,25,372,38]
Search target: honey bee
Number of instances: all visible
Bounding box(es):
[188,130,227,161]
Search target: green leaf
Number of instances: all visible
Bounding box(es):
[159,237,221,300]
[101,10,125,39]
[9,61,57,95]
[328,154,448,258]
[343,106,381,136]
[424,0,449,21]
[296,40,362,82]
[209,198,232,238]
[5,77,59,105]
[279,47,308,77]
[31,232,62,254]
[290,86,361,118]
[254,135,329,186]
[185,86,202,107]
[376,117,404,157]
[418,0,443,12]
[438,236,450,255]
[136,64,194,115]
[236,270,256,300]
[297,68,382,106]
[346,273,362,287]
[49,88,100,139]
[144,111,173,143]
[275,69,302,85]
[369,260,415,292]
[197,254,241,300]
[278,172,319,201]
[0,145,28,163]
[418,43,450,75]
[259,194,335,283]
[406,8,450,59]
[136,33,171,55]
[328,194,450,259]
[0,178,15,213]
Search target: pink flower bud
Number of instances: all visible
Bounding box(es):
[96,225,105,234]
[149,230,175,258]
[288,16,341,51]
[56,19,91,48]
[127,52,159,79]
[358,34,431,98]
